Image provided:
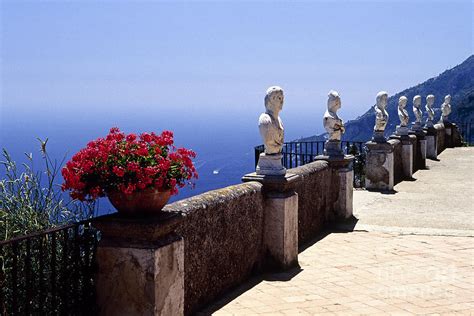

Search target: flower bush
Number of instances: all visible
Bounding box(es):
[62,127,198,201]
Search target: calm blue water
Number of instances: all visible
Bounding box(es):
[0,106,257,215]
[0,104,325,215]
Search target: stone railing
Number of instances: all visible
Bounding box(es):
[92,156,350,315]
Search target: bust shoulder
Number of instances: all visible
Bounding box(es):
[258,113,272,126]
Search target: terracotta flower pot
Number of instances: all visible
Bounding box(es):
[107,188,171,216]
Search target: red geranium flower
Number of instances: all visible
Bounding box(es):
[61,127,198,201]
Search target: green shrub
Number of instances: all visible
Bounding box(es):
[0,139,96,241]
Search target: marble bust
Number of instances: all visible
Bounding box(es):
[396,96,409,135]
[425,94,435,128]
[256,86,286,175]
[323,90,345,141]
[259,86,284,154]
[412,95,423,126]
[440,94,452,123]
[373,91,389,142]
[323,90,345,156]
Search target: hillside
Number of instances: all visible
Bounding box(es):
[301,55,474,142]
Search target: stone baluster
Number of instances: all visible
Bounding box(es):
[94,212,185,316]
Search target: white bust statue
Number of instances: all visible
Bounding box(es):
[425,94,435,127]
[413,95,422,124]
[323,90,345,141]
[258,86,284,155]
[440,94,452,122]
[374,91,389,132]
[256,86,286,175]
[398,96,409,127]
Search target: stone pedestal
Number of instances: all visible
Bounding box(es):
[323,140,344,158]
[93,212,185,316]
[451,124,463,147]
[395,125,409,136]
[256,153,286,176]
[409,129,427,170]
[242,173,301,270]
[434,123,446,154]
[372,130,386,143]
[365,141,394,191]
[315,155,354,219]
[390,135,415,179]
[424,126,438,160]
[444,122,454,148]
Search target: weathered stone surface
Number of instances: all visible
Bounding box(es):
[263,193,298,269]
[452,124,463,146]
[256,153,286,175]
[388,139,403,184]
[391,135,415,179]
[337,167,353,219]
[426,135,437,159]
[164,182,265,315]
[318,156,354,219]
[409,130,426,170]
[402,143,414,178]
[242,173,301,270]
[434,123,446,154]
[96,235,184,316]
[324,140,344,157]
[445,125,453,148]
[420,138,427,161]
[365,141,394,191]
[93,211,183,245]
[242,172,301,195]
[289,160,336,245]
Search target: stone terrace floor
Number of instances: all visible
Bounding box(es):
[200,147,474,315]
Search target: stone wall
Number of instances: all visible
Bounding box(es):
[389,139,403,185]
[288,160,335,246]
[164,182,265,315]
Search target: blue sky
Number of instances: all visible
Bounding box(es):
[1,0,472,141]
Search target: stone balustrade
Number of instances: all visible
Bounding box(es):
[93,156,355,315]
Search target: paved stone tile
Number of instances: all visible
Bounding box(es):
[202,232,474,315]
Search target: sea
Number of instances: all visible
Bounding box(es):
[0,104,324,216]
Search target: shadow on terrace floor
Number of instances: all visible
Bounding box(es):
[198,226,358,315]
[197,265,303,315]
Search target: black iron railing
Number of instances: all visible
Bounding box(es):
[254,140,366,187]
[0,219,100,315]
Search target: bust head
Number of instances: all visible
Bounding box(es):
[376,91,388,109]
[426,95,435,107]
[327,90,341,112]
[444,94,451,104]
[264,86,284,114]
[413,95,421,108]
[398,96,408,108]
